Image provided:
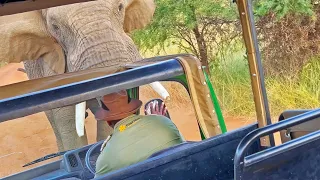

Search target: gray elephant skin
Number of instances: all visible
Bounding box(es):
[0,0,155,152]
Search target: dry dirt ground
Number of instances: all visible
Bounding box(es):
[0,63,280,178]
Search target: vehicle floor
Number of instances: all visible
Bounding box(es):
[0,63,281,178]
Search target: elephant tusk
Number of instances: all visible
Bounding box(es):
[75,101,86,137]
[149,82,170,101]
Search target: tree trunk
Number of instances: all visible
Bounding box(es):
[193,25,209,74]
[189,5,209,74]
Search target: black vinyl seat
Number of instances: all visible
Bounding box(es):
[279,109,320,143]
[148,141,197,158]
[234,108,320,180]
[95,124,259,180]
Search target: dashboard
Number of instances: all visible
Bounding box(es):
[61,142,102,180]
[4,141,104,180]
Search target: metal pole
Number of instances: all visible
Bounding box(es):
[235,0,275,147]
[0,0,96,16]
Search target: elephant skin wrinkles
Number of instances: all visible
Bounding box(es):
[0,0,156,152]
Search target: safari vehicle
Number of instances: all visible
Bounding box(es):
[1,0,320,180]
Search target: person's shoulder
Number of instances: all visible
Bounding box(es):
[143,114,170,119]
[142,114,173,123]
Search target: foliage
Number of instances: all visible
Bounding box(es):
[133,0,320,119]
[253,0,320,77]
[134,0,319,77]
[257,12,320,77]
[254,0,314,18]
[132,0,240,71]
[0,62,7,68]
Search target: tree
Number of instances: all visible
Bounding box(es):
[133,0,318,77]
[132,0,239,73]
[253,0,318,77]
[254,0,313,18]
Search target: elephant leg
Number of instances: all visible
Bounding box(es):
[45,110,64,152]
[86,98,113,142]
[23,60,88,151]
[51,106,88,151]
[23,60,67,151]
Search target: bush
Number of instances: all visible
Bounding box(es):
[0,62,7,68]
[254,1,320,77]
[257,12,320,77]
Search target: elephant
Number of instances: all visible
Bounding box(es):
[0,0,156,152]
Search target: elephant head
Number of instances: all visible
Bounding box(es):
[0,0,155,73]
[0,0,155,151]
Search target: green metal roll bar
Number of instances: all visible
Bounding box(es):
[127,70,227,141]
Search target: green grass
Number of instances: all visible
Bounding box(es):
[210,50,256,116]
[140,41,184,58]
[266,78,319,115]
[0,62,7,68]
[211,51,320,119]
[138,41,320,120]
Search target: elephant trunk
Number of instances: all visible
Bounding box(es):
[68,18,143,136]
[60,10,144,143]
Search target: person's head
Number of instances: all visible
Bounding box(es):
[94,90,142,128]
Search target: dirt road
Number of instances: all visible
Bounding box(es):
[0,63,279,178]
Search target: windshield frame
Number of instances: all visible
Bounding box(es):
[0,0,95,16]
[236,0,275,147]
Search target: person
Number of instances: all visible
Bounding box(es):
[94,90,185,177]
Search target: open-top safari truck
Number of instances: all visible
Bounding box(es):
[1,0,320,180]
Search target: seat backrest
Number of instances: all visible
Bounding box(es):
[240,129,320,180]
[234,108,320,180]
[279,109,320,143]
[148,141,197,158]
[95,124,260,180]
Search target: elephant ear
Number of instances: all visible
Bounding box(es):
[124,0,156,33]
[0,11,65,74]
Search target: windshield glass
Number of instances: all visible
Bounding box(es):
[0,63,198,176]
[2,0,319,177]
[0,1,250,176]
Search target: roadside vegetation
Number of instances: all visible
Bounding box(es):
[0,62,7,67]
[133,0,320,120]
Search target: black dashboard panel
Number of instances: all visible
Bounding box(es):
[61,143,100,180]
[3,142,101,180]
